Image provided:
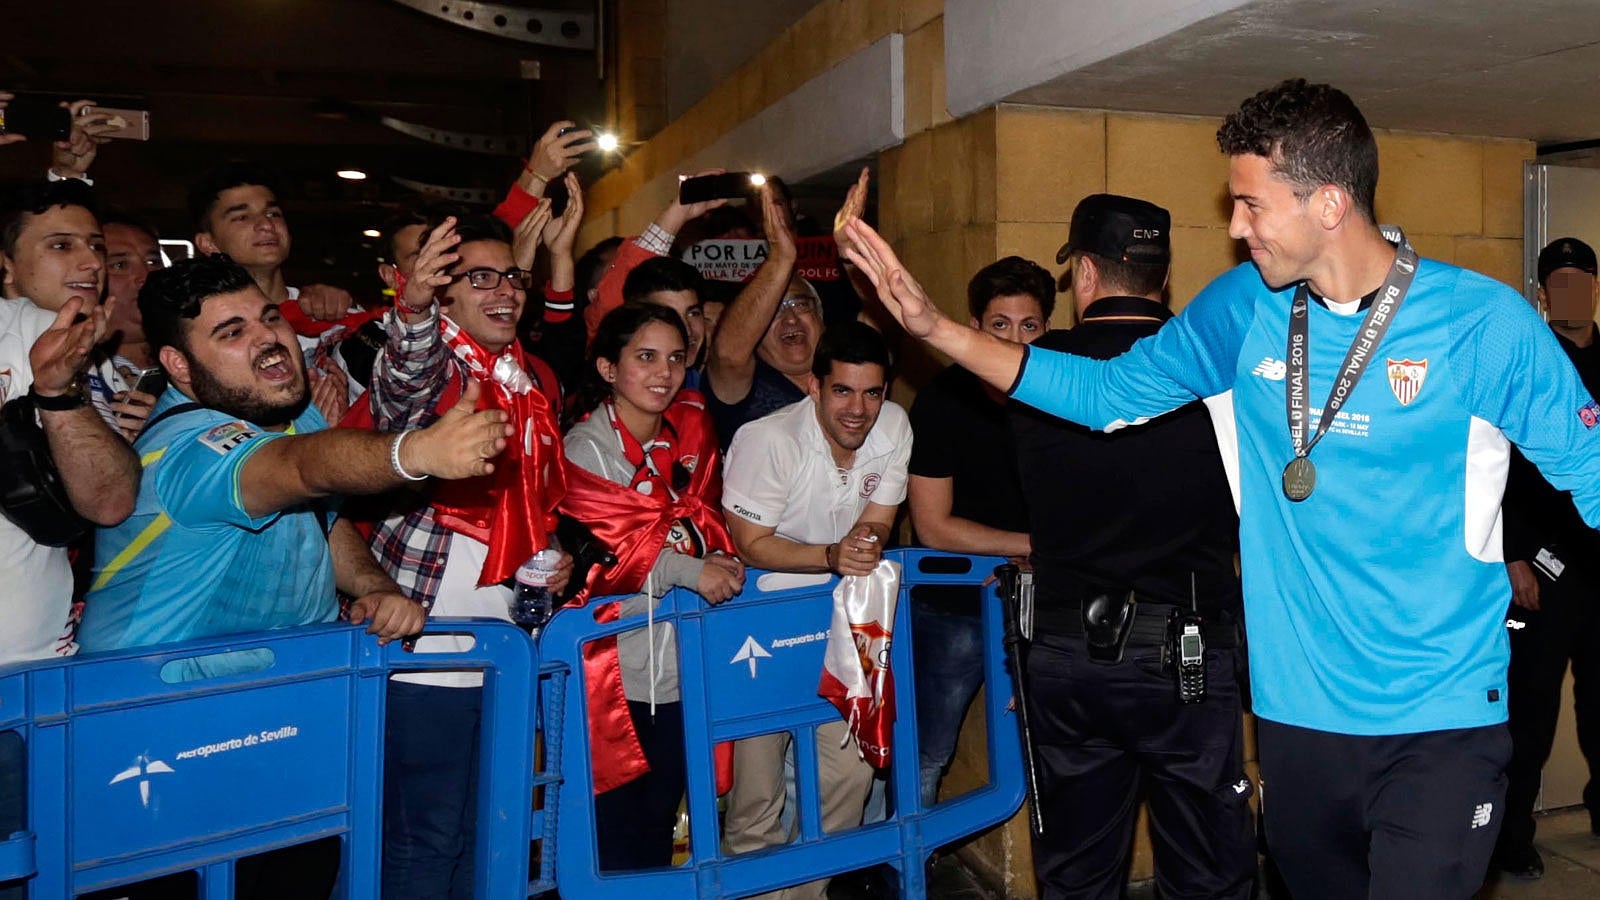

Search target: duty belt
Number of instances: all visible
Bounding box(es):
[1033,598,1240,649]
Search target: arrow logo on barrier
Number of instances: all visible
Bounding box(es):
[110,753,175,808]
[731,635,772,677]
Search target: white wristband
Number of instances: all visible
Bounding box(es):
[390,430,426,482]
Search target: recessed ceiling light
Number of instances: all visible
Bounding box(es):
[362,229,381,238]
[337,169,368,181]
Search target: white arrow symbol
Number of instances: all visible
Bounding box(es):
[110,753,175,808]
[730,635,772,677]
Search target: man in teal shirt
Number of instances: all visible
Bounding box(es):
[81,253,516,658]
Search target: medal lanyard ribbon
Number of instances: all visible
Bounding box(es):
[1285,226,1419,460]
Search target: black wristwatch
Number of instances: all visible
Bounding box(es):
[29,378,88,412]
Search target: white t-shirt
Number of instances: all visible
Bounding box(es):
[0,298,81,665]
[722,396,912,545]
[391,531,513,689]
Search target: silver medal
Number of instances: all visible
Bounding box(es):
[1282,457,1316,502]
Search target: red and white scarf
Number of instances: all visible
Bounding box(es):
[818,559,901,769]
[606,399,680,500]
[428,316,566,586]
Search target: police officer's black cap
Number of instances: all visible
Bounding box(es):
[1055,194,1171,268]
[1537,236,1598,286]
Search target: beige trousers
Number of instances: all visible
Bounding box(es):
[721,720,875,900]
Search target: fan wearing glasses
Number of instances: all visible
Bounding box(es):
[368,209,572,900]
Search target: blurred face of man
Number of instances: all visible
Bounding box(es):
[808,360,887,456]
[440,240,525,354]
[757,278,823,377]
[971,293,1046,345]
[1227,153,1322,290]
[584,242,620,304]
[378,222,428,291]
[0,203,104,311]
[105,222,164,344]
[197,184,290,270]
[701,299,728,346]
[165,286,308,429]
[1540,267,1599,329]
[641,289,705,365]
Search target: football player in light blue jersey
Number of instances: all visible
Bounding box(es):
[841,79,1600,900]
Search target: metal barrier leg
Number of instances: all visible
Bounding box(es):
[531,662,568,895]
[349,669,386,899]
[199,860,234,899]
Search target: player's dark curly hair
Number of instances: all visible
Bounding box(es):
[1216,78,1378,222]
[188,161,282,235]
[967,256,1057,321]
[140,253,258,354]
[0,179,100,257]
[812,320,890,381]
[623,256,705,305]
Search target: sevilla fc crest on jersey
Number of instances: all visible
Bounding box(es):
[1386,358,1428,406]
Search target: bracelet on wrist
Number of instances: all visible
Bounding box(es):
[825,542,839,572]
[28,382,87,411]
[390,430,427,482]
[395,296,432,316]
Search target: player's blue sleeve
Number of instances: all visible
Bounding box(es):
[1452,270,1600,528]
[1009,262,1258,429]
[152,418,294,530]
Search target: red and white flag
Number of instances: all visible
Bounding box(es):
[817,559,900,769]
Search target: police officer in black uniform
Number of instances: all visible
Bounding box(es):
[1011,195,1254,899]
[1493,237,1600,880]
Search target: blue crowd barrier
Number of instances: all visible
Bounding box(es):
[541,548,1027,900]
[0,550,1025,899]
[0,620,552,899]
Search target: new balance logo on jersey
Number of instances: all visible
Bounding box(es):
[1252,358,1286,381]
[1470,802,1494,829]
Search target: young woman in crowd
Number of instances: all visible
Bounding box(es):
[558,304,745,869]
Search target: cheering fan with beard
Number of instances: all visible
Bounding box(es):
[80,251,513,657]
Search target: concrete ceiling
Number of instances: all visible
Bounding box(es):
[1003,0,1600,148]
[666,0,824,120]
[1,0,605,290]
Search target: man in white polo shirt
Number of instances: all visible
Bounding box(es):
[720,321,911,900]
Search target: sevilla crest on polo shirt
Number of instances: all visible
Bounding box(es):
[1386,358,1428,406]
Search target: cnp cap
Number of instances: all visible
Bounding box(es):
[1537,237,1598,286]
[1056,194,1171,267]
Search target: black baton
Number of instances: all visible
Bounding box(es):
[996,563,1045,835]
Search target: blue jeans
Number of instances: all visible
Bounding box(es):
[382,681,482,900]
[911,597,986,808]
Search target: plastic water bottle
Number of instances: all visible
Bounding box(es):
[511,536,562,631]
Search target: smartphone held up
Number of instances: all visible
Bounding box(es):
[678,172,767,205]
[0,94,150,142]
